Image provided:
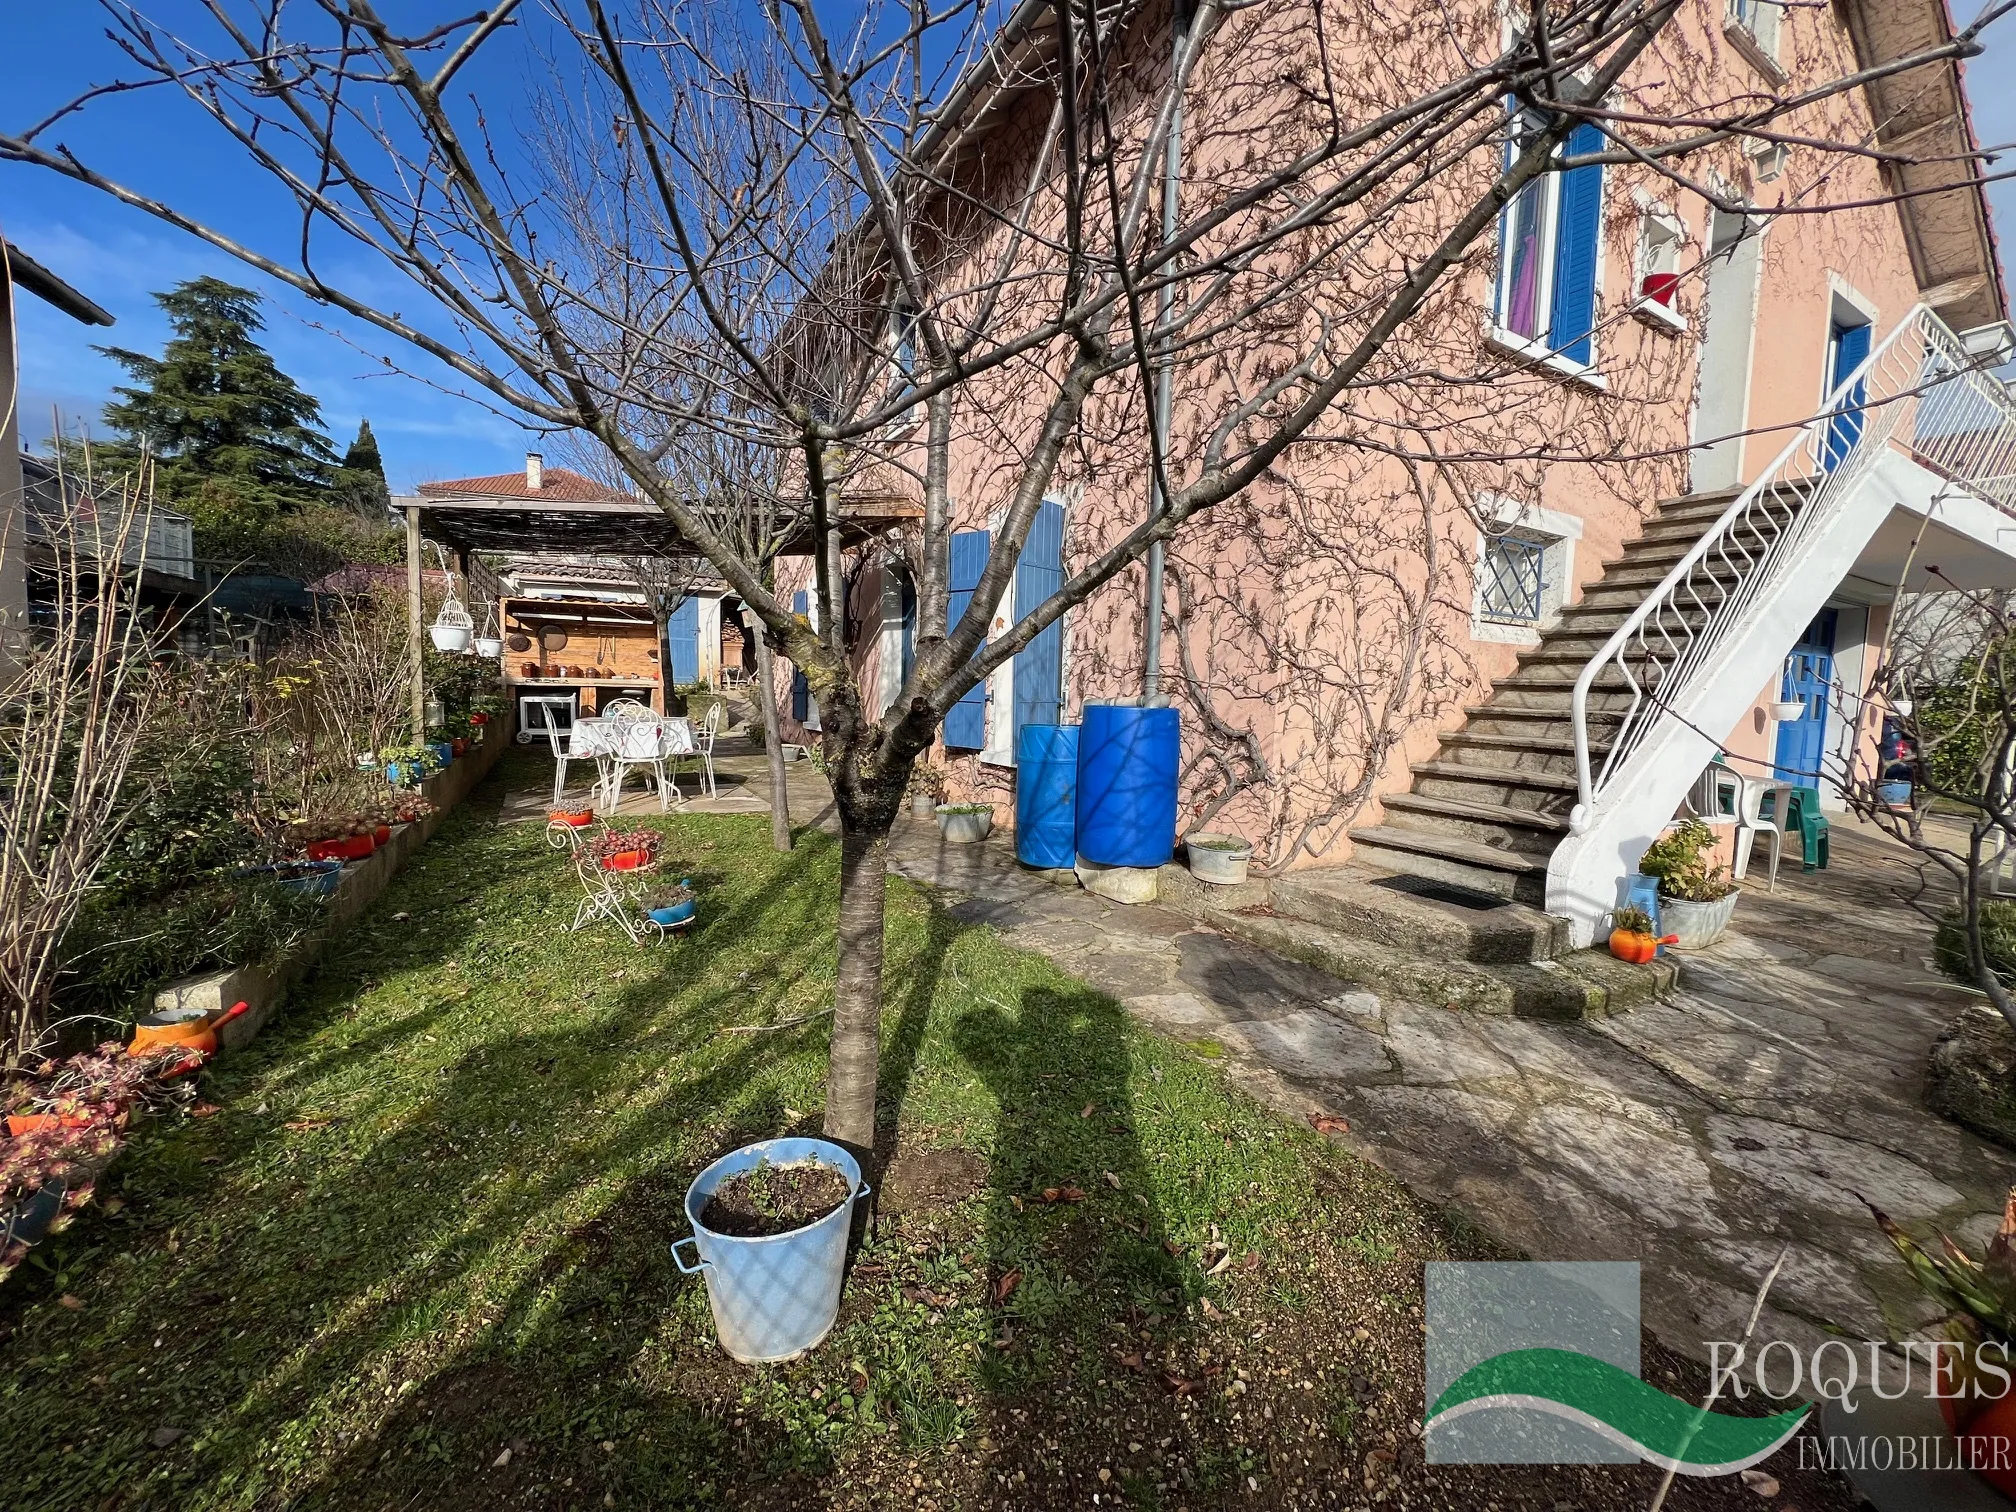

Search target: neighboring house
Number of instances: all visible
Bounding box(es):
[18,452,207,646]
[772,0,2016,944]
[1,239,113,667]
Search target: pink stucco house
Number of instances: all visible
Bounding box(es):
[774,0,2016,948]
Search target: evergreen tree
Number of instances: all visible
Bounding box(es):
[332,418,392,521]
[98,277,336,521]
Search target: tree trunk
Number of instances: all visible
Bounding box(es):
[822,813,891,1150]
[752,630,793,851]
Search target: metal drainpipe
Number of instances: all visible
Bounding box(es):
[1141,0,1187,703]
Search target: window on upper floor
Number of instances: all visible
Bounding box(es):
[1726,0,1786,79]
[1492,112,1606,368]
[890,301,920,382]
[1633,210,1686,332]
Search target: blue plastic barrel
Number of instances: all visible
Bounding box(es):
[1015,724,1079,868]
[673,1136,868,1363]
[1075,703,1180,867]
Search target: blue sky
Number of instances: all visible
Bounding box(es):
[3,5,2013,492]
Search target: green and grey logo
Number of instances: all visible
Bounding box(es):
[1425,1262,1807,1475]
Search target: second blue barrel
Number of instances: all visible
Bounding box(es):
[1015,724,1079,868]
[1075,702,1179,867]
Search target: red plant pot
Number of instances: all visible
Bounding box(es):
[470,712,490,726]
[1608,929,1657,965]
[374,825,393,846]
[1640,272,1680,306]
[600,849,654,872]
[308,834,376,863]
[452,738,468,756]
[550,809,595,828]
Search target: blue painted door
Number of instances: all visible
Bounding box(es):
[1012,501,1066,760]
[943,530,991,748]
[665,596,700,685]
[1773,609,1837,788]
[1822,321,1871,471]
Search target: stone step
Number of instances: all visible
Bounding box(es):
[1438,730,1584,776]
[1381,791,1570,846]
[1268,864,1572,963]
[1347,823,1552,904]
[1410,760,1578,814]
[1205,907,1674,1019]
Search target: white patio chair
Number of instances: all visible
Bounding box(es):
[531,700,585,810]
[603,714,680,812]
[677,701,722,800]
[1733,777,1795,890]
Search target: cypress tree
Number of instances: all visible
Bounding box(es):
[333,418,392,521]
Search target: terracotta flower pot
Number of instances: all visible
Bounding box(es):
[307,834,375,863]
[1608,929,1658,964]
[374,825,393,846]
[452,738,468,756]
[601,849,653,871]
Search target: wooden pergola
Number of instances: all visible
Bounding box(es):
[397,478,921,736]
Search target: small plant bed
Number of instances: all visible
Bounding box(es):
[700,1157,850,1237]
[0,753,1861,1511]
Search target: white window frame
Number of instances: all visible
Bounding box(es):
[978,509,1015,767]
[876,559,906,718]
[1470,496,1584,646]
[1631,203,1687,334]
[1725,0,1787,83]
[1483,110,1609,389]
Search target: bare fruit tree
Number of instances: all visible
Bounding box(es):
[5,0,2001,1145]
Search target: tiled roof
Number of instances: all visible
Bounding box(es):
[308,563,455,595]
[503,553,641,584]
[416,467,631,503]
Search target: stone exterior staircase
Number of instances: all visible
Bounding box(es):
[1347,487,1761,907]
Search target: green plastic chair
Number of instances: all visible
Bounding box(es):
[1784,787,1830,871]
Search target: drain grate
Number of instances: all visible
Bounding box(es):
[1371,875,1510,912]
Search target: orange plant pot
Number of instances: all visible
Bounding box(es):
[600,849,653,872]
[374,825,393,846]
[307,834,375,863]
[6,1112,93,1136]
[550,809,595,828]
[1941,1384,2016,1497]
[1608,929,1658,964]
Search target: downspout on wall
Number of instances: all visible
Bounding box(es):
[1141,0,1188,701]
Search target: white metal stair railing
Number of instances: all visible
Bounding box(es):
[1568,303,2016,834]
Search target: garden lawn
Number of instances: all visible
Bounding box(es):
[0,755,1857,1511]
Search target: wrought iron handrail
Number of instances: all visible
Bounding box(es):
[1569,304,2016,832]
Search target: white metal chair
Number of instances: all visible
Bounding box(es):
[531,700,584,810]
[676,701,722,799]
[1733,777,1795,890]
[1682,763,1742,823]
[603,713,680,812]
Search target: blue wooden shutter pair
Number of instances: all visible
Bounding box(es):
[1011,501,1066,757]
[665,596,700,685]
[942,530,991,748]
[1546,122,1605,365]
[789,589,810,722]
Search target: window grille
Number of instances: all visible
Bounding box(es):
[1479,535,1546,625]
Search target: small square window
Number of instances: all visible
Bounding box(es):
[1634,212,1686,332]
[1725,0,1785,79]
[1479,534,1548,626]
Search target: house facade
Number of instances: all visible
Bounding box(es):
[771,0,2016,944]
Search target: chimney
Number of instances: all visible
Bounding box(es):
[525,452,543,491]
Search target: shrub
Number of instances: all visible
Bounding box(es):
[1934,900,2016,989]
[1637,818,1736,903]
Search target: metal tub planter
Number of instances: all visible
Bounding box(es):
[672,1138,870,1363]
[1659,890,1740,949]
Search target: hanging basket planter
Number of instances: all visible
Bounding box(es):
[430,596,474,654]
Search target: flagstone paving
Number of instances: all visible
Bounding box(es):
[887,818,2016,1365]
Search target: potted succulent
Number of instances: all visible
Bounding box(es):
[671,1138,871,1362]
[549,806,596,828]
[935,802,994,844]
[1606,905,1677,964]
[1872,1188,2016,1498]
[592,826,661,872]
[2,1122,117,1265]
[1636,818,1740,948]
[1185,832,1253,885]
[909,763,947,819]
[645,879,698,930]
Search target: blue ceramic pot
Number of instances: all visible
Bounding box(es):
[649,900,697,928]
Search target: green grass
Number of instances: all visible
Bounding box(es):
[0,754,1469,1510]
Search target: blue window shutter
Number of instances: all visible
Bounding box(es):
[1822,322,1872,470]
[943,530,990,749]
[665,596,700,685]
[1546,123,1604,365]
[1012,501,1066,758]
[790,590,810,721]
